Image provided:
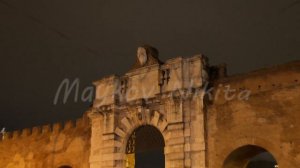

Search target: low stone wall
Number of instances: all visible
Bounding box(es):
[0,113,91,168]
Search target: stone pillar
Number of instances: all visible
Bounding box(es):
[164,90,207,168]
[164,96,185,168]
[99,109,125,168]
[88,112,103,168]
[190,92,206,168]
[165,122,185,168]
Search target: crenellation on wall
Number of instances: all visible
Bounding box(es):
[1,113,90,142]
[12,130,21,139]
[0,112,91,168]
[31,126,42,135]
[52,122,62,133]
[64,120,75,130]
[21,128,31,137]
[42,124,51,134]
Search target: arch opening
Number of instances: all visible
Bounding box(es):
[223,145,278,168]
[125,125,165,168]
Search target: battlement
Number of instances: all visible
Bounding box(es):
[0,112,90,142]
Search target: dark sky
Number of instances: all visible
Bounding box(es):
[0,0,299,130]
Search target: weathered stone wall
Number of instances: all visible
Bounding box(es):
[0,47,299,168]
[207,61,300,168]
[0,113,90,168]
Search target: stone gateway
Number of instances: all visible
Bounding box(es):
[0,46,299,168]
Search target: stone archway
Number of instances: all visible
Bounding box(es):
[89,91,207,168]
[223,145,278,168]
[114,110,169,168]
[125,125,165,168]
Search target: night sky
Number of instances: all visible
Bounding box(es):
[0,0,299,131]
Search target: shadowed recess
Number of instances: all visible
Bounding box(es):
[223,145,278,168]
[126,125,165,168]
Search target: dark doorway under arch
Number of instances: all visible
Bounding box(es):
[223,145,278,168]
[126,125,165,168]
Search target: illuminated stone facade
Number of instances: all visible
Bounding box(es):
[0,46,299,168]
